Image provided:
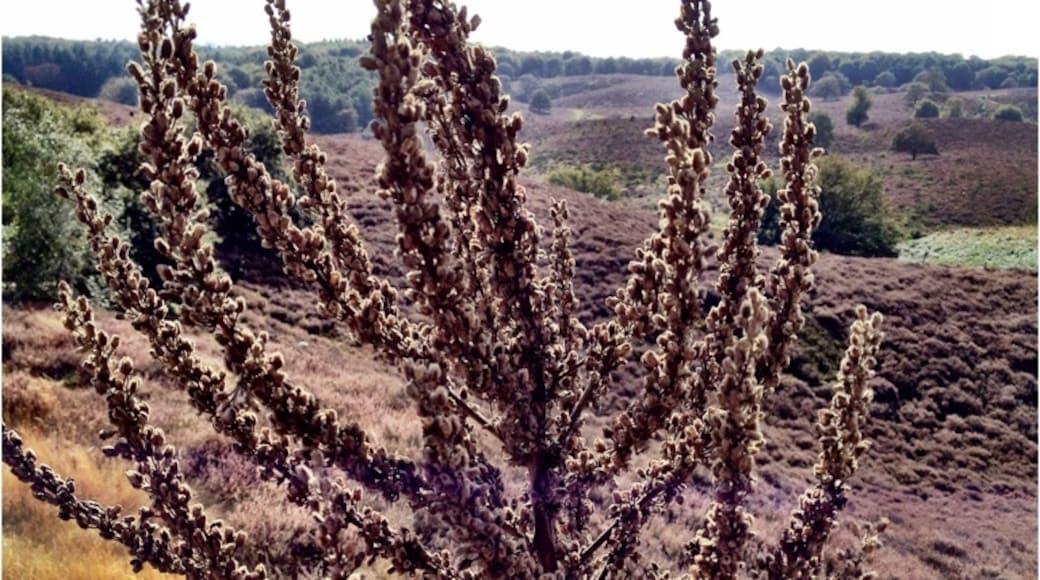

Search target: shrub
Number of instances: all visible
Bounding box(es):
[941,96,964,119]
[874,70,897,88]
[993,104,1024,122]
[4,0,886,578]
[892,122,939,159]
[761,157,903,257]
[96,76,139,106]
[903,81,929,106]
[2,87,106,302]
[914,98,940,119]
[846,85,872,127]
[547,165,621,200]
[808,110,834,149]
[529,88,552,114]
[811,72,847,100]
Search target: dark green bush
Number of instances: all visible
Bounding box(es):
[993,104,1024,122]
[914,99,940,119]
[845,85,872,127]
[760,157,903,257]
[807,110,834,149]
[97,77,139,106]
[530,89,552,114]
[891,122,939,160]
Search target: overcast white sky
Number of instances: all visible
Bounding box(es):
[2,1,1038,59]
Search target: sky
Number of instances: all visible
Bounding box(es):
[2,1,1039,60]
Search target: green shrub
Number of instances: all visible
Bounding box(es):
[808,110,834,149]
[891,122,939,160]
[845,85,872,127]
[903,81,929,106]
[941,97,964,119]
[993,104,1024,122]
[547,165,620,200]
[914,99,940,119]
[873,71,897,88]
[530,89,552,114]
[760,157,903,257]
[2,88,108,302]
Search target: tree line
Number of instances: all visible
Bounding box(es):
[3,35,1036,134]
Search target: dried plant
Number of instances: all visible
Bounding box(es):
[3,0,885,577]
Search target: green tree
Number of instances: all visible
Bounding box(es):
[913,98,940,118]
[760,157,903,257]
[810,73,846,100]
[913,68,948,92]
[529,89,552,114]
[891,122,939,160]
[2,88,107,301]
[808,110,834,149]
[845,85,872,127]
[873,70,897,88]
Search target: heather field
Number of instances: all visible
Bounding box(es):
[2,17,1039,580]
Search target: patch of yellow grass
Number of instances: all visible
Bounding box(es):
[3,427,173,579]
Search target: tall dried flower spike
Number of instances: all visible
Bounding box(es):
[7,0,885,577]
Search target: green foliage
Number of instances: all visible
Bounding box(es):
[993,104,1024,122]
[807,110,834,150]
[760,157,903,257]
[974,66,1009,89]
[941,97,964,119]
[97,77,139,106]
[845,86,872,127]
[914,99,940,119]
[529,89,552,114]
[903,81,929,107]
[891,122,939,160]
[873,71,897,88]
[913,69,948,92]
[95,128,167,287]
[547,165,620,200]
[810,73,847,100]
[2,88,107,301]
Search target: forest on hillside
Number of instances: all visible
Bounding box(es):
[3,35,1037,133]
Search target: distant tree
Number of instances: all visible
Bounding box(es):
[913,99,940,119]
[975,65,1009,89]
[808,110,835,149]
[520,54,545,77]
[808,52,833,78]
[859,59,880,84]
[946,61,974,90]
[596,57,618,74]
[873,70,897,88]
[891,122,939,160]
[97,76,139,106]
[903,81,929,107]
[337,107,359,133]
[529,89,552,114]
[846,85,872,127]
[999,76,1019,89]
[564,56,592,76]
[543,57,563,78]
[913,69,948,92]
[811,74,845,100]
[941,96,964,119]
[993,104,1024,122]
